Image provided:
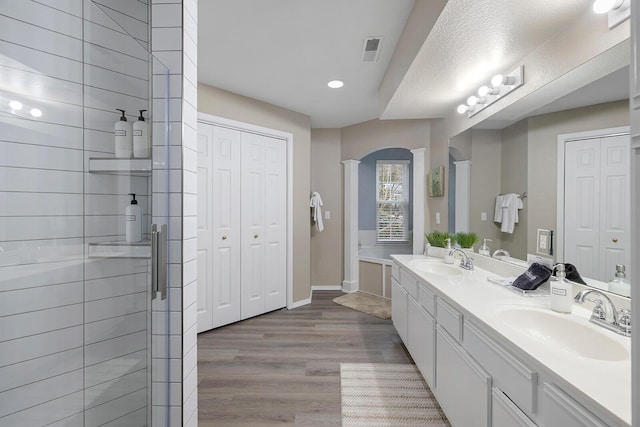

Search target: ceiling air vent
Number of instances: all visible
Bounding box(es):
[362,36,383,63]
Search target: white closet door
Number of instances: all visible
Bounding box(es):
[196,123,214,332]
[599,135,631,279]
[241,132,267,319]
[263,136,287,312]
[564,138,600,280]
[211,125,241,328]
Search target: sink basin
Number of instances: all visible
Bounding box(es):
[497,306,629,361]
[408,260,463,277]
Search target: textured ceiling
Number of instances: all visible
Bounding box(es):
[198,0,415,128]
[380,0,593,119]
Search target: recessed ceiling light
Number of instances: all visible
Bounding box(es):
[328,80,344,89]
[30,108,42,117]
[8,100,22,110]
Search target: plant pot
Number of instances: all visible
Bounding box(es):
[426,246,446,258]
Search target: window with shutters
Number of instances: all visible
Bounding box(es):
[376,160,409,242]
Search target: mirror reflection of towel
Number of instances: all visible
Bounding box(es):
[498,193,523,234]
[512,263,552,290]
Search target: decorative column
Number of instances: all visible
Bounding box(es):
[454,160,472,233]
[411,148,426,254]
[342,160,360,292]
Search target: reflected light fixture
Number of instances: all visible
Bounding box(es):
[30,108,42,118]
[8,100,22,110]
[593,0,630,28]
[456,66,524,117]
[327,80,344,89]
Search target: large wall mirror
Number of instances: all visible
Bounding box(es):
[449,52,631,298]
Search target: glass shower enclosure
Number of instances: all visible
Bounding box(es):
[0,1,174,425]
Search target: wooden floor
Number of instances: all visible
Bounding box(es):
[197,291,413,426]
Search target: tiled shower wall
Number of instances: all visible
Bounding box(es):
[0,0,153,425]
[150,0,199,425]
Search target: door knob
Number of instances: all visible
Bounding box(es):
[222,235,227,240]
[613,238,618,243]
[254,234,259,239]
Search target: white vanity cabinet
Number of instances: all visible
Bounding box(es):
[391,259,627,427]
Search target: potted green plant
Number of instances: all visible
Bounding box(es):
[454,232,479,250]
[425,231,454,257]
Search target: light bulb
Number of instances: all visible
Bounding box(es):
[457,104,468,114]
[491,74,505,87]
[478,86,490,97]
[8,100,22,110]
[30,108,42,117]
[327,80,344,89]
[593,0,616,13]
[467,95,478,106]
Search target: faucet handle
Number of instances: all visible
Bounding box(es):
[618,309,631,333]
[591,301,607,321]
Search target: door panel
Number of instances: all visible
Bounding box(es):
[211,126,241,328]
[196,123,214,332]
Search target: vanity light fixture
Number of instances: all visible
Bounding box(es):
[593,0,630,28]
[29,108,42,118]
[327,80,344,89]
[456,66,524,118]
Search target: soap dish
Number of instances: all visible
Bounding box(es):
[487,276,549,297]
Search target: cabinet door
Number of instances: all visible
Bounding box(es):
[391,278,408,343]
[436,327,491,427]
[408,295,436,388]
[541,383,608,427]
[492,388,536,427]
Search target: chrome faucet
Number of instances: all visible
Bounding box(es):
[449,248,474,270]
[492,249,510,258]
[574,289,631,337]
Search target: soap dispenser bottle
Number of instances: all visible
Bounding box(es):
[479,238,492,256]
[114,109,133,158]
[443,238,454,264]
[133,109,149,158]
[125,193,142,243]
[608,264,630,296]
[550,263,572,313]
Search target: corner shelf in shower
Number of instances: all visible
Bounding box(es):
[89,157,152,176]
[88,240,151,258]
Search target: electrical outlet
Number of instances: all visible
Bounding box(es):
[481,212,487,221]
[324,210,330,220]
[537,229,552,255]
[435,212,440,224]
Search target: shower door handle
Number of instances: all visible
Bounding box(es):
[151,224,168,300]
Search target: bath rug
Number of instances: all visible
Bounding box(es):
[332,291,391,320]
[340,363,450,426]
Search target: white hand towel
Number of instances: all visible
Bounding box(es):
[310,192,324,232]
[494,195,504,223]
[500,193,523,234]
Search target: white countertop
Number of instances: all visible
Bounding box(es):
[392,254,631,426]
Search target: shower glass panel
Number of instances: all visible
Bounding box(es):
[0,1,173,425]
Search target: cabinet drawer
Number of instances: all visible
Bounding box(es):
[391,263,399,281]
[417,281,436,316]
[492,388,536,427]
[436,298,463,343]
[464,321,537,417]
[541,383,608,427]
[400,269,418,299]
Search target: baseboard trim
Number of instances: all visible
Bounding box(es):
[311,285,343,291]
[342,280,359,293]
[289,296,312,309]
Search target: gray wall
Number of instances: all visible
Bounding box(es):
[358,148,413,232]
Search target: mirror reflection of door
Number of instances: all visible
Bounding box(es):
[562,132,630,282]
